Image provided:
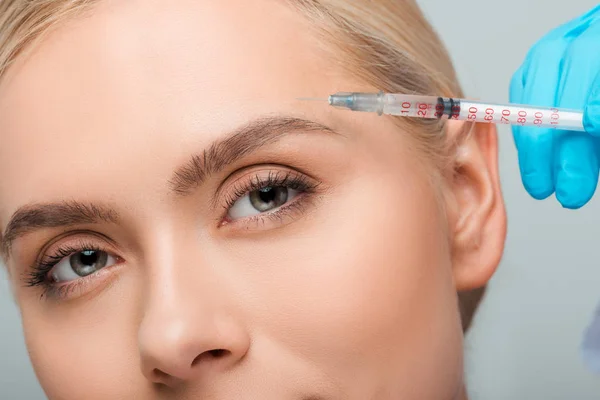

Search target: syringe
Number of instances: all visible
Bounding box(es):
[313,92,585,131]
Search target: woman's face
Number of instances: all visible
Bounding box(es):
[0,0,503,399]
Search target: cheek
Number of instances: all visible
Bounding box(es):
[223,164,464,393]
[18,275,145,399]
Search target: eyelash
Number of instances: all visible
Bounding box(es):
[25,239,113,300]
[220,169,320,224]
[24,169,320,299]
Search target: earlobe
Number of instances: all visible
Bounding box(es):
[446,120,507,291]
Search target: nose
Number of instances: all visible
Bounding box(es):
[138,291,250,386]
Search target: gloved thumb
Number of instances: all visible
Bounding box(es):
[584,71,600,137]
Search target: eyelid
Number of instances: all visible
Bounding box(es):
[215,170,322,232]
[25,234,125,300]
[218,192,316,233]
[24,232,121,289]
[34,230,121,266]
[211,163,322,209]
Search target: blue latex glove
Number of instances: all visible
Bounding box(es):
[510,5,600,209]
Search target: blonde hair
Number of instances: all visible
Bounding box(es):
[0,0,483,331]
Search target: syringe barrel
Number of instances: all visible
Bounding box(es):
[328,92,585,132]
[380,94,444,117]
[329,92,441,116]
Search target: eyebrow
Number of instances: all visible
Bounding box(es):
[0,202,119,260]
[0,116,338,260]
[168,116,339,195]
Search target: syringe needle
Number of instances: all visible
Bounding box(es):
[297,97,329,101]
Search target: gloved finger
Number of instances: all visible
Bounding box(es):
[553,132,599,208]
[509,6,600,200]
[584,70,600,137]
[540,4,600,41]
[510,4,600,105]
[553,23,600,209]
[510,43,569,199]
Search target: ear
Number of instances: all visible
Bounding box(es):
[445,120,507,291]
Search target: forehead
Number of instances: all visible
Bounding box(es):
[0,0,335,127]
[0,0,359,222]
[1,0,331,95]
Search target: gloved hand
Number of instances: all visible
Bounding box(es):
[510,5,600,209]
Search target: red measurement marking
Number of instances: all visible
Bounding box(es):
[468,106,477,121]
[435,103,444,118]
[401,101,411,115]
[550,108,560,125]
[517,110,527,125]
[500,109,511,124]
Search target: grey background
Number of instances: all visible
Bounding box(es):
[1,1,600,399]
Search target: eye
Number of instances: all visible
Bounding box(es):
[50,250,117,283]
[227,186,301,219]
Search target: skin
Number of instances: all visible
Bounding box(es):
[0,0,506,399]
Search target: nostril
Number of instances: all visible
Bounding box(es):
[209,349,226,358]
[191,349,229,366]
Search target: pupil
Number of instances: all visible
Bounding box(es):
[79,250,98,266]
[259,187,276,203]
